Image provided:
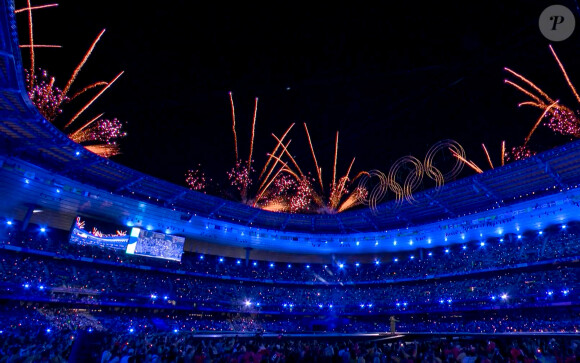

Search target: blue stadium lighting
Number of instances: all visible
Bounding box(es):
[517,235,522,239]
[40,227,46,233]
[150,294,157,300]
[444,237,448,241]
[462,245,467,250]
[439,299,444,304]
[146,225,153,231]
[427,238,431,244]
[24,178,29,184]
[445,249,449,253]
[360,304,365,308]
[174,329,179,333]
[410,255,415,260]
[329,304,333,308]
[396,303,400,307]
[375,241,378,246]
[409,240,413,245]
[393,258,398,262]
[256,302,260,306]
[447,298,452,304]
[403,302,408,307]
[56,188,60,193]
[46,328,51,333]
[289,304,294,308]
[6,220,12,226]
[75,151,80,156]
[562,224,567,229]
[245,300,251,306]
[501,293,508,300]
[270,263,274,268]
[305,264,310,268]
[219,258,224,263]
[39,285,44,290]
[539,231,543,235]
[23,283,29,289]
[126,221,134,227]
[562,289,570,296]
[287,264,291,268]
[324,265,328,268]
[480,233,483,237]
[283,303,287,307]
[375,260,380,265]
[356,241,359,246]
[163,296,168,300]
[461,235,465,240]
[480,241,485,246]
[338,263,344,269]
[236,260,241,265]
[491,296,496,300]
[355,262,360,267]
[165,229,171,234]
[253,261,257,266]
[428,252,433,256]
[199,255,204,260]
[546,290,554,296]
[129,328,134,333]
[393,240,397,246]
[88,328,92,333]
[319,304,323,308]
[499,238,504,242]
[368,303,372,308]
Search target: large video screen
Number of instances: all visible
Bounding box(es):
[68,216,129,250]
[125,228,185,261]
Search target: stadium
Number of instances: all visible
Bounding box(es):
[0,1,579,362]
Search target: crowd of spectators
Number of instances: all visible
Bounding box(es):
[2,223,580,287]
[0,222,578,340]
[1,311,579,363]
[0,246,577,315]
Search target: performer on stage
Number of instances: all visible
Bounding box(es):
[390,316,399,334]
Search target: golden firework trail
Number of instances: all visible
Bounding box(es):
[229,91,238,162]
[303,122,323,191]
[259,123,295,180]
[63,29,107,97]
[247,97,258,170]
[65,71,124,129]
[481,143,493,169]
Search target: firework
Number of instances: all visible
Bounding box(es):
[505,44,580,143]
[186,166,209,192]
[69,117,127,144]
[17,2,126,158]
[193,94,369,214]
[227,160,255,202]
[25,68,68,121]
[505,145,536,162]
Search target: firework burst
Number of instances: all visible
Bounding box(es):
[453,45,580,174]
[185,166,210,192]
[186,93,368,214]
[16,1,126,158]
[503,44,580,152]
[256,123,368,214]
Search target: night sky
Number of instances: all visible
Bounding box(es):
[15,1,580,198]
